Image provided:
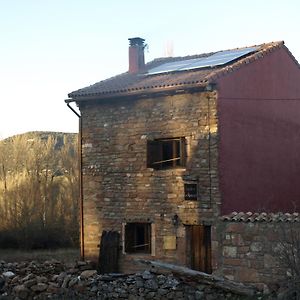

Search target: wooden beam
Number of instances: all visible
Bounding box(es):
[135,259,256,296]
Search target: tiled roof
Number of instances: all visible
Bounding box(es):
[221,212,300,222]
[68,41,286,100]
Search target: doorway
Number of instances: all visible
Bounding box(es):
[187,225,212,273]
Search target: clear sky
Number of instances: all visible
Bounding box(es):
[1,0,300,139]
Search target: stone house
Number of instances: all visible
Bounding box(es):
[66,38,300,285]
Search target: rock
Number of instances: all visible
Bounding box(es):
[62,274,72,288]
[157,288,168,295]
[195,290,205,299]
[175,291,184,298]
[0,259,262,299]
[135,278,144,288]
[37,275,48,283]
[21,273,35,282]
[0,276,5,290]
[23,278,37,288]
[145,291,156,298]
[44,259,60,264]
[13,284,29,299]
[157,274,166,285]
[11,275,20,284]
[144,279,158,290]
[67,268,79,274]
[47,285,60,294]
[31,282,48,292]
[90,285,98,292]
[68,277,78,287]
[48,281,60,288]
[57,271,67,283]
[52,274,59,281]
[162,276,180,288]
[142,270,154,279]
[2,271,15,278]
[80,269,97,279]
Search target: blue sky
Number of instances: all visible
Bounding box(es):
[1,0,300,139]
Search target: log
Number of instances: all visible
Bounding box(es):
[135,259,256,296]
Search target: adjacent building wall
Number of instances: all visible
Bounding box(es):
[216,218,300,288]
[217,47,300,214]
[79,91,221,272]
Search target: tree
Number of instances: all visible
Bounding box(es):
[0,132,79,249]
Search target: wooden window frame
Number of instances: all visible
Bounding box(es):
[147,137,186,170]
[124,222,152,254]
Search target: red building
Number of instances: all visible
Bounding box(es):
[217,43,300,214]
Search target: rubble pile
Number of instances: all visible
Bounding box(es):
[0,260,257,299]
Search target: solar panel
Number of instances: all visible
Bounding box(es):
[147,46,259,75]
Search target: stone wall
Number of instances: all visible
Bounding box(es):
[216,215,300,287]
[79,91,221,272]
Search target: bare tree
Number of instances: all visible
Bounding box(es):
[274,223,300,299]
[0,132,79,249]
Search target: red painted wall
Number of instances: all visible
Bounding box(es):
[217,47,300,214]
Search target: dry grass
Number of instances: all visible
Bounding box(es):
[0,248,80,263]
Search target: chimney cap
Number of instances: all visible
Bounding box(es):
[128,37,145,47]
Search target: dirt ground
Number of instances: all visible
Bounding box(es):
[0,248,80,263]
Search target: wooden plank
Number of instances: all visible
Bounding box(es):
[135,259,256,296]
[98,230,120,274]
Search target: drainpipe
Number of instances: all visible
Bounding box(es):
[206,94,212,208]
[65,99,84,260]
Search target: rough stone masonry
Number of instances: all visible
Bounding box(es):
[80,91,221,273]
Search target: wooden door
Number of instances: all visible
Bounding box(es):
[189,225,212,274]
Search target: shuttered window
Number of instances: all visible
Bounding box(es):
[147,137,186,170]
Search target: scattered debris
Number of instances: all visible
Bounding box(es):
[0,259,265,299]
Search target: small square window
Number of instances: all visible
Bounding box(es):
[125,223,151,254]
[184,183,198,201]
[147,137,186,170]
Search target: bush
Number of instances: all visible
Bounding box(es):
[275,224,300,299]
[0,224,78,250]
[0,230,19,248]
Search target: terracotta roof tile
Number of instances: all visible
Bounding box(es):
[221,212,300,222]
[68,41,286,100]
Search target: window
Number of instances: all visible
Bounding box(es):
[147,137,186,170]
[125,223,151,254]
[184,183,198,201]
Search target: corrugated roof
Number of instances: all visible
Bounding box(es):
[221,211,300,222]
[68,41,286,100]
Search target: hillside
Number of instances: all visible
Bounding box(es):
[3,130,77,149]
[0,131,79,249]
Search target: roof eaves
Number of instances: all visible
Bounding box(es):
[282,44,300,68]
[70,80,209,102]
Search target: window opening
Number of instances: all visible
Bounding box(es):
[147,137,186,170]
[125,223,151,254]
[184,183,198,201]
